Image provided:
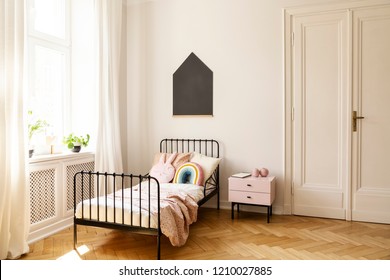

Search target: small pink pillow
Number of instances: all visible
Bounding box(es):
[149,153,178,183]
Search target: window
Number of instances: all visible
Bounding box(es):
[27,0,96,155]
[31,0,68,40]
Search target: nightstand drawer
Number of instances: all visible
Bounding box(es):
[229,190,274,206]
[228,176,274,193]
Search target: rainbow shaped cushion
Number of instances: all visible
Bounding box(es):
[173,162,204,186]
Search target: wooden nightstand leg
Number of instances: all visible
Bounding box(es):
[231,203,234,219]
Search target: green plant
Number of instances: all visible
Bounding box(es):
[63,133,90,149]
[28,110,49,141]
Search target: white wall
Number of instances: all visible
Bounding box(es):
[123,0,360,213]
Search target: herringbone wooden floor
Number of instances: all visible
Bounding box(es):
[19,208,390,260]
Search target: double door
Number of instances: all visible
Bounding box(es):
[286,4,390,223]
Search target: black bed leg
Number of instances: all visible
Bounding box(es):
[73,223,77,250]
[157,233,161,260]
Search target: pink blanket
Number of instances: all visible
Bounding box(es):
[160,192,198,246]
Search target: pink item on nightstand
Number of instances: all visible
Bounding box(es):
[260,168,269,177]
[251,168,260,177]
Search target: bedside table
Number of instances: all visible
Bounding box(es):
[228,176,276,223]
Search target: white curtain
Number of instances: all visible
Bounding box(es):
[94,0,124,193]
[0,0,30,259]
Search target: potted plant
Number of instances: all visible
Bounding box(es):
[63,133,90,152]
[28,110,49,158]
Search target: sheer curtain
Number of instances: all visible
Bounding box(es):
[0,0,30,259]
[94,0,124,193]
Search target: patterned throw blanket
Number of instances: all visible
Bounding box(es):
[159,192,198,246]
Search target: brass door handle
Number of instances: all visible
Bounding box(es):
[353,111,365,132]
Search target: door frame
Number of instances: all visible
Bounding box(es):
[283,0,390,219]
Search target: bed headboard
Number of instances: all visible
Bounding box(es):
[159,138,220,208]
[159,138,219,158]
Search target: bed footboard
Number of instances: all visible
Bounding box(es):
[73,171,161,259]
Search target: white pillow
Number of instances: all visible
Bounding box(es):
[190,152,221,184]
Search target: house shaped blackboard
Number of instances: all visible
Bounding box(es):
[173,52,213,116]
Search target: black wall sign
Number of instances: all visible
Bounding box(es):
[173,52,213,116]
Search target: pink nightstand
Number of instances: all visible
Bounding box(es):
[228,175,276,223]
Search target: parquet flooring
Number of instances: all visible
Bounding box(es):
[19,208,390,260]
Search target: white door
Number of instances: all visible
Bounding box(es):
[351,6,390,224]
[291,11,349,219]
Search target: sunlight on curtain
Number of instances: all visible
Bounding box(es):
[71,0,97,147]
[94,0,124,193]
[0,0,30,259]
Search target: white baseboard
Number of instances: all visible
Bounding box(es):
[28,216,73,244]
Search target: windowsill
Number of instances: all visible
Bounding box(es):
[29,150,95,164]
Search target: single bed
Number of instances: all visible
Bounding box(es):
[73,138,220,259]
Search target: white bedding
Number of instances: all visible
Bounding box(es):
[75,182,204,246]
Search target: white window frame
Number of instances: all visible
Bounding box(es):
[27,0,71,154]
[28,38,71,136]
[27,0,71,46]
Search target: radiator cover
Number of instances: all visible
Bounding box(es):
[28,153,95,243]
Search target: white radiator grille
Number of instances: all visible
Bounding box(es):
[66,161,95,211]
[29,168,56,224]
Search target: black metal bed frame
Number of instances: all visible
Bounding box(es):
[73,138,220,259]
